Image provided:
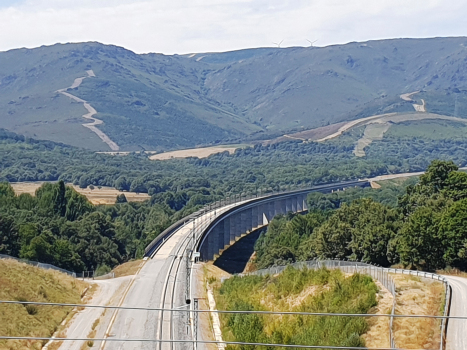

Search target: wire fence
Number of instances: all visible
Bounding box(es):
[0,253,76,277]
[240,259,451,350]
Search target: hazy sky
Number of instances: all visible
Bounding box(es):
[0,0,466,54]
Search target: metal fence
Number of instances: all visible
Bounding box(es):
[0,253,76,278]
[240,259,451,350]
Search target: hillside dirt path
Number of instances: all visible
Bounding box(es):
[57,70,119,151]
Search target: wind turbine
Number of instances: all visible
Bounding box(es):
[306,39,318,47]
[273,40,284,48]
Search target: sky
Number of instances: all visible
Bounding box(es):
[0,0,466,54]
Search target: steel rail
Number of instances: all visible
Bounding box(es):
[158,222,194,350]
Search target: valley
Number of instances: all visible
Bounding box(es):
[3,36,467,350]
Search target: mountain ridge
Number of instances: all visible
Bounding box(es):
[2,37,467,151]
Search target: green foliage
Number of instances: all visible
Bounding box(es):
[0,181,174,272]
[95,264,112,276]
[216,267,377,349]
[255,160,467,271]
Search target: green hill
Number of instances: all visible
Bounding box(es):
[2,37,467,151]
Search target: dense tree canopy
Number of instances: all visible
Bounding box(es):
[0,181,175,272]
[254,160,467,271]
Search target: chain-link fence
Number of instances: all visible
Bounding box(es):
[0,253,76,277]
[240,259,451,350]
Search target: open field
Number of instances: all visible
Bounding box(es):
[9,182,150,205]
[149,145,243,160]
[0,259,88,350]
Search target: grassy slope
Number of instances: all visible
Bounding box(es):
[0,259,88,350]
[213,267,377,348]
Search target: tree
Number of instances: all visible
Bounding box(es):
[53,180,67,216]
[116,194,128,203]
[419,160,458,193]
[438,198,467,269]
[398,205,444,270]
[0,214,19,255]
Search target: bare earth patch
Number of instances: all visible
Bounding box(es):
[10,182,149,205]
[392,274,444,349]
[263,123,346,145]
[149,146,240,160]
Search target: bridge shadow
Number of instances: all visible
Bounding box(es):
[213,228,265,274]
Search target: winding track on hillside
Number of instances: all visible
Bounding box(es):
[56,70,120,151]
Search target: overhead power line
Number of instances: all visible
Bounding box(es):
[0,300,465,320]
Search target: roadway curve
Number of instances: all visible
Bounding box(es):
[445,276,467,350]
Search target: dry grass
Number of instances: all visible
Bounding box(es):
[149,145,240,160]
[353,122,391,157]
[10,182,149,205]
[112,260,144,278]
[79,314,102,350]
[436,268,467,278]
[392,274,445,349]
[362,280,393,348]
[0,259,88,350]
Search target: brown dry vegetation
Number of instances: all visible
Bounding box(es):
[0,259,88,350]
[392,274,445,349]
[111,260,144,278]
[149,146,240,160]
[362,280,393,348]
[9,182,149,205]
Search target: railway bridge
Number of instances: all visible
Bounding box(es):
[195,180,369,262]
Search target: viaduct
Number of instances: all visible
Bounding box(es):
[145,180,369,262]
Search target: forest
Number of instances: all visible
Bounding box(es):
[4,121,467,273]
[3,126,467,200]
[0,181,175,273]
[254,160,467,271]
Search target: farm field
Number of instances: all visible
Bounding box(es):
[148,145,245,160]
[9,182,149,205]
